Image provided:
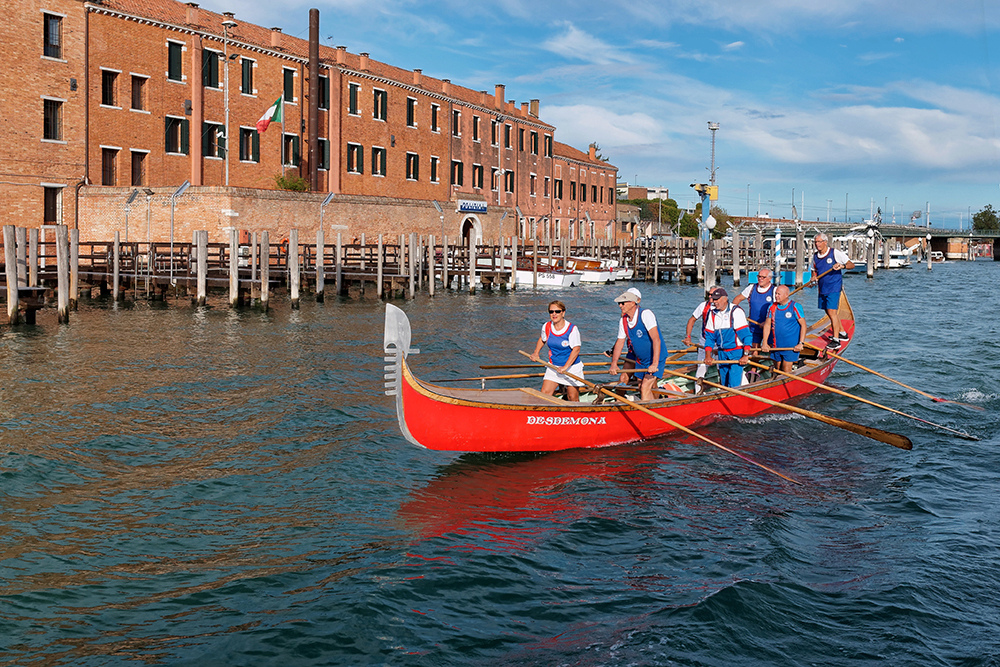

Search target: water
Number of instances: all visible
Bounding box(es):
[1,262,998,666]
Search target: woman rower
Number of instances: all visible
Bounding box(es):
[529,300,584,401]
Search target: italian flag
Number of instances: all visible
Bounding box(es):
[256,95,283,133]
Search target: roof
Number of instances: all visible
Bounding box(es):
[553,141,618,171]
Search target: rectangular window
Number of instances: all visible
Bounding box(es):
[43,187,60,224]
[43,99,62,141]
[608,187,614,203]
[530,131,538,155]
[43,13,62,59]
[283,134,300,166]
[283,68,295,102]
[202,50,220,88]
[239,127,260,162]
[452,109,461,137]
[472,115,480,142]
[101,148,117,186]
[130,150,146,186]
[202,121,225,158]
[491,168,499,191]
[472,164,484,189]
[504,124,511,148]
[131,75,146,110]
[241,58,254,95]
[165,116,189,153]
[570,181,576,201]
[580,184,587,202]
[168,41,183,81]
[504,171,514,193]
[451,160,463,186]
[101,70,118,107]
[348,83,359,115]
[555,179,563,199]
[373,88,387,121]
[592,185,598,203]
[544,135,553,157]
[430,156,438,183]
[544,176,550,198]
[406,152,419,181]
[318,138,329,170]
[491,120,498,146]
[518,128,524,151]
[406,97,417,127]
[372,146,386,176]
[530,174,536,196]
[318,75,329,109]
[347,143,363,174]
[430,104,439,132]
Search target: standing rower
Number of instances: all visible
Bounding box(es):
[808,233,854,350]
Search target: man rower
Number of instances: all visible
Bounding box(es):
[761,285,807,373]
[702,287,752,388]
[605,287,642,386]
[609,289,665,401]
[731,267,775,346]
[808,233,854,350]
[683,285,717,393]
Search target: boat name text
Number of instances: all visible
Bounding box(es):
[526,415,607,426]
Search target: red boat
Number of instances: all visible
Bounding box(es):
[383,295,855,453]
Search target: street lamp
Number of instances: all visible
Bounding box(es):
[432,200,444,242]
[125,189,140,243]
[170,180,191,284]
[222,18,238,186]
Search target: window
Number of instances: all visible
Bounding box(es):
[131,75,146,110]
[406,98,417,127]
[130,150,146,186]
[472,164,483,189]
[504,124,511,148]
[518,128,524,151]
[491,120,498,146]
[452,109,461,137]
[373,88,387,121]
[592,185,598,202]
[530,131,538,155]
[283,68,295,102]
[430,156,439,183]
[43,13,62,59]
[504,171,514,193]
[554,179,563,199]
[372,146,386,176]
[202,50,220,88]
[451,160,463,186]
[202,122,224,158]
[43,187,60,224]
[544,135,552,157]
[348,82,359,115]
[347,143,363,174]
[101,148,118,186]
[165,116,189,153]
[570,181,576,201]
[491,168,499,191]
[241,58,254,95]
[430,104,439,132]
[43,99,62,141]
[239,127,259,162]
[167,41,183,81]
[530,174,536,196]
[580,183,587,202]
[101,70,118,107]
[318,75,329,109]
[318,138,330,170]
[608,187,614,203]
[283,133,299,166]
[406,153,419,180]
[472,116,480,142]
[544,176,550,198]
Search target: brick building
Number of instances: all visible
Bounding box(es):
[7,0,619,245]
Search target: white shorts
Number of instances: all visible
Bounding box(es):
[543,362,586,387]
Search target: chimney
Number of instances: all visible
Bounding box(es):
[222,11,234,20]
[413,69,422,85]
[507,99,515,113]
[336,46,346,65]
[480,90,488,105]
[529,99,539,117]
[185,2,199,24]
[442,79,451,95]
[521,102,528,117]
[270,27,282,48]
[589,144,597,161]
[359,52,369,70]
[494,84,505,108]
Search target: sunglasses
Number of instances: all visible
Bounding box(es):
[549,309,563,313]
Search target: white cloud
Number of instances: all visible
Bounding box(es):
[723,41,745,51]
[542,23,635,65]
[543,105,662,149]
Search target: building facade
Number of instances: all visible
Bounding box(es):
[6,0,619,244]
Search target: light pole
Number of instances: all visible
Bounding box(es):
[708,122,719,185]
[222,19,238,186]
[169,180,191,284]
[124,189,139,243]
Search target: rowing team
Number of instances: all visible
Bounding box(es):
[528,240,853,403]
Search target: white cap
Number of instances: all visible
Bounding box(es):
[626,287,641,300]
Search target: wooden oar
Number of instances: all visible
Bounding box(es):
[481,361,611,370]
[745,360,979,441]
[788,266,837,299]
[659,368,912,450]
[804,343,984,411]
[517,350,803,486]
[431,372,547,382]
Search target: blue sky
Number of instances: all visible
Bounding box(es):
[201,0,1000,229]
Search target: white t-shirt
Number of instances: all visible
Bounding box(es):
[540,321,582,348]
[740,283,773,300]
[617,309,659,339]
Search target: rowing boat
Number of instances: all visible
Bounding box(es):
[383,293,854,452]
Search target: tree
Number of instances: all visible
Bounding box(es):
[590,142,611,163]
[972,204,999,231]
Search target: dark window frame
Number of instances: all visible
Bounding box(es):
[43,13,62,59]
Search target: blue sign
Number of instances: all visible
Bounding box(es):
[458,200,487,214]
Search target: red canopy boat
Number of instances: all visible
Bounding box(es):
[383,294,855,453]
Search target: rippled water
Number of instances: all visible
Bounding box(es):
[1,262,998,666]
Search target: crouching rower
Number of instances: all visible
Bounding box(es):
[703,287,752,388]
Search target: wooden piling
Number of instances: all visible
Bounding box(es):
[4,226,19,324]
[408,232,416,299]
[289,228,300,308]
[442,235,449,289]
[511,235,518,291]
[336,232,343,295]
[532,238,538,288]
[732,231,742,287]
[55,225,70,323]
[224,229,235,307]
[867,238,875,279]
[15,227,26,287]
[794,226,805,286]
[468,234,476,294]
[113,231,121,301]
[69,228,79,309]
[28,228,38,287]
[315,228,325,302]
[376,234,384,299]
[428,234,435,297]
[360,233,366,271]
[259,231,270,310]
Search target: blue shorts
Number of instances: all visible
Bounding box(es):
[818,292,840,311]
[771,350,800,363]
[750,326,764,345]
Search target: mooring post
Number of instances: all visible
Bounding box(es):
[417,234,424,291]
[336,232,343,295]
[428,234,435,297]
[69,228,79,309]
[289,228,300,309]
[4,226,19,324]
[113,231,121,301]
[315,228,325,302]
[794,226,805,286]
[532,237,538,288]
[260,230,270,311]
[55,225,70,323]
[867,238,875,279]
[468,234,476,294]
[376,234,384,299]
[442,235,449,289]
[226,229,237,307]
[359,233,366,272]
[28,228,38,287]
[408,232,416,299]
[15,227,26,287]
